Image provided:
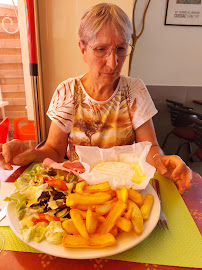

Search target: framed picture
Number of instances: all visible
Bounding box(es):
[165,0,202,26]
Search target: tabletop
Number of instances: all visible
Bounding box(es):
[0,166,202,270]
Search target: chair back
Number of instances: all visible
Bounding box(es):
[167,104,193,127]
[166,99,183,107]
[190,115,202,148]
[0,117,9,143]
[13,116,35,141]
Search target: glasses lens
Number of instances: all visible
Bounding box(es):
[93,46,109,57]
[91,44,133,58]
[116,44,132,57]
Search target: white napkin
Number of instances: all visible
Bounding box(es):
[76,142,156,190]
[0,182,15,226]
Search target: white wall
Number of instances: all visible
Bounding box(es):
[130,0,202,86]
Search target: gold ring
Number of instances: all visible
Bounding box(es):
[153,153,160,159]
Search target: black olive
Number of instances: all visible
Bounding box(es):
[47,169,57,176]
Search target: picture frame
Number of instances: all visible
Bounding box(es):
[165,0,202,26]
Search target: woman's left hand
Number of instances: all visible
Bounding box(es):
[153,154,192,194]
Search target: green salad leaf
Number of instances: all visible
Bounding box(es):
[20,222,48,243]
[45,221,66,244]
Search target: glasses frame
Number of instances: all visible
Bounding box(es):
[85,42,134,58]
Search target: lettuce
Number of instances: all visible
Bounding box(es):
[20,222,48,243]
[45,221,66,244]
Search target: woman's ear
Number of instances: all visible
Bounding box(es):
[78,40,87,62]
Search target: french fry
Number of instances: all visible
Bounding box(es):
[66,192,111,207]
[74,209,87,219]
[124,202,133,220]
[75,181,86,194]
[128,188,143,206]
[62,181,154,249]
[97,201,127,234]
[62,219,79,235]
[62,234,90,248]
[72,204,92,211]
[105,189,116,198]
[86,208,98,234]
[128,200,143,235]
[116,217,132,232]
[70,209,89,239]
[116,186,128,203]
[94,213,106,223]
[62,233,116,248]
[105,197,118,205]
[95,202,112,215]
[89,233,116,247]
[84,182,110,193]
[110,226,118,237]
[140,194,154,221]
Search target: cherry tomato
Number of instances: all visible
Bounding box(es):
[31,213,60,225]
[39,175,68,191]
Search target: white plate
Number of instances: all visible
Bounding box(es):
[7,184,160,259]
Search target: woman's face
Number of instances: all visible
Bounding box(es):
[79,24,128,88]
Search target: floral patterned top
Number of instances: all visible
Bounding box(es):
[47,74,157,159]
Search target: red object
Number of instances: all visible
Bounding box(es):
[172,126,194,141]
[0,117,9,143]
[46,178,68,191]
[32,213,60,225]
[13,116,36,141]
[193,100,202,105]
[25,0,37,64]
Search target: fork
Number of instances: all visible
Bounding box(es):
[152,178,169,230]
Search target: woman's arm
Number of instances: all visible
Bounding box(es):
[0,121,68,169]
[135,119,192,194]
[34,121,69,162]
[135,119,164,166]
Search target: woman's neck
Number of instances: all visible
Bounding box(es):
[81,73,119,101]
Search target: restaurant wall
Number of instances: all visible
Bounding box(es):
[129,0,202,152]
[130,0,202,86]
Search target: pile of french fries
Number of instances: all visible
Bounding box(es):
[62,181,154,248]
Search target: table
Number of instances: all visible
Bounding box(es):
[0,166,201,270]
[0,101,8,119]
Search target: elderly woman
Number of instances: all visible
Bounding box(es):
[0,3,191,193]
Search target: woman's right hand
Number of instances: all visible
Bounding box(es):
[0,139,36,170]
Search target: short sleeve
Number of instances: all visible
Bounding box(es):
[130,78,158,130]
[46,79,74,133]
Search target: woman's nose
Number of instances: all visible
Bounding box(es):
[106,49,118,69]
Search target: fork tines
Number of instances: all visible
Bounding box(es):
[158,219,169,230]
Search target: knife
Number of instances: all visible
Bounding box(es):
[0,206,7,222]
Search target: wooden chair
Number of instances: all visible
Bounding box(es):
[0,117,9,144]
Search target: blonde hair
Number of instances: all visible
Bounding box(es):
[78,3,132,43]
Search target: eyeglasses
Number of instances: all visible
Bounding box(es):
[85,43,133,58]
